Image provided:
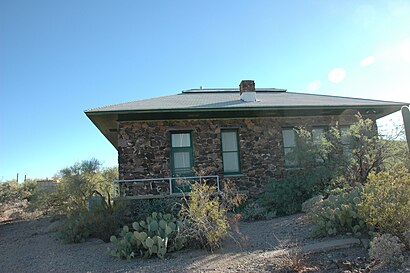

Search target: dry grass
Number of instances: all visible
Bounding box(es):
[268,250,319,273]
[266,232,319,273]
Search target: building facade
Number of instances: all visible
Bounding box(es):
[86,80,405,196]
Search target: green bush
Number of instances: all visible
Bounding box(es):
[301,195,323,214]
[57,159,117,211]
[127,197,183,220]
[309,187,369,237]
[241,202,275,222]
[59,209,90,243]
[402,229,410,250]
[180,182,229,251]
[59,200,129,243]
[358,166,410,235]
[27,187,67,215]
[27,159,118,215]
[109,212,187,259]
[0,180,37,205]
[259,172,320,215]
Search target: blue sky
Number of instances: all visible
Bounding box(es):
[1,1,410,181]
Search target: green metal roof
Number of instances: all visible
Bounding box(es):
[85,88,404,113]
[85,88,407,148]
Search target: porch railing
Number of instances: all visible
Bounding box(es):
[112,175,220,198]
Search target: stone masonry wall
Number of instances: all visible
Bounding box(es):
[118,115,358,196]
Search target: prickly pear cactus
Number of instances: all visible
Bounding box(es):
[109,211,187,260]
[310,187,368,237]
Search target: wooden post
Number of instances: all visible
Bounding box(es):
[401,106,410,153]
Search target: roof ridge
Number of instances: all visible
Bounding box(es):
[182,88,287,93]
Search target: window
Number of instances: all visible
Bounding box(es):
[282,128,298,167]
[312,127,325,144]
[170,132,193,175]
[221,130,241,174]
[312,126,327,163]
[340,126,352,155]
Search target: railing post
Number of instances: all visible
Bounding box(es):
[217,176,220,192]
[169,178,173,195]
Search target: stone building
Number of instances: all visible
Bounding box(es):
[85,80,404,197]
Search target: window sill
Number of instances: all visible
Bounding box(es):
[223,173,244,177]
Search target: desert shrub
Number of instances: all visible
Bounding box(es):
[127,197,183,220]
[57,159,116,211]
[180,182,229,251]
[0,180,39,220]
[0,179,37,205]
[59,199,129,243]
[219,180,247,212]
[28,159,118,215]
[87,201,130,242]
[59,209,90,243]
[369,233,406,267]
[358,166,410,235]
[402,229,410,250]
[345,117,382,185]
[301,195,323,214]
[241,202,276,222]
[309,187,369,237]
[27,187,67,215]
[259,172,321,216]
[109,212,187,259]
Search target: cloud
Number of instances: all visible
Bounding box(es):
[308,80,322,91]
[378,38,410,63]
[328,68,346,83]
[360,56,376,67]
[399,38,410,62]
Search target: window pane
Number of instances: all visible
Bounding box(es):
[222,152,239,173]
[284,147,297,166]
[340,126,350,145]
[221,131,238,151]
[173,151,191,169]
[282,129,296,147]
[312,128,324,143]
[172,133,191,147]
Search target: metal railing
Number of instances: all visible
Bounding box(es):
[113,175,220,198]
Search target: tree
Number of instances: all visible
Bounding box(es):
[30,159,118,214]
[286,115,407,190]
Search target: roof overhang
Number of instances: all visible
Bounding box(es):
[85,103,406,149]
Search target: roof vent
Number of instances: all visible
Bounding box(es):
[239,80,257,102]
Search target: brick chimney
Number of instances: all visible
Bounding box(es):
[239,80,255,95]
[239,80,257,102]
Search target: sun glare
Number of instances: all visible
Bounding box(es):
[308,80,322,91]
[360,56,376,67]
[328,68,346,83]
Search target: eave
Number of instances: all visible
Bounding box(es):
[85,103,406,150]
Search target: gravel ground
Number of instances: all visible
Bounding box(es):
[1,214,408,272]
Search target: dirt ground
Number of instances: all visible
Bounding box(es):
[0,214,409,273]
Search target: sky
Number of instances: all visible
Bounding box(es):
[1,0,410,182]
